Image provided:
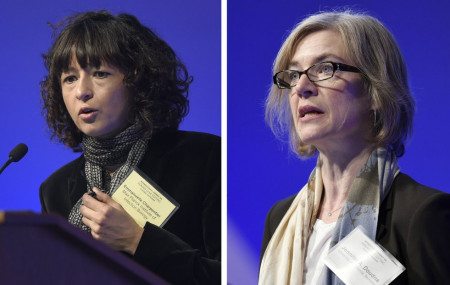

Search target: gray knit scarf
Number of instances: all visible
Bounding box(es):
[68,122,149,232]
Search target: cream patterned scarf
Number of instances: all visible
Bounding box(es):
[259,148,399,285]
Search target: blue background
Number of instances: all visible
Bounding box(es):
[228,0,450,283]
[0,0,221,211]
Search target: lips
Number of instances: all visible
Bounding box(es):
[78,107,98,121]
[79,107,98,115]
[299,105,324,118]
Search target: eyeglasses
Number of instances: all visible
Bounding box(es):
[273,61,362,89]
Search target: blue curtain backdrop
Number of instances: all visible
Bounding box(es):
[228,0,450,283]
[0,1,221,211]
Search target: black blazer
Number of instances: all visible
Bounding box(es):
[261,173,450,284]
[40,130,221,285]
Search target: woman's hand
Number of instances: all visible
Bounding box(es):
[80,187,144,255]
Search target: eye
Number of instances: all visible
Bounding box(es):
[319,64,333,75]
[93,71,110,78]
[62,75,77,84]
[289,71,300,81]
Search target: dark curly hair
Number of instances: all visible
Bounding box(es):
[41,10,191,151]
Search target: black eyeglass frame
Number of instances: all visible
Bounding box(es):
[273,61,363,89]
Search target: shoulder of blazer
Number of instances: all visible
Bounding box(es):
[260,193,297,262]
[139,129,221,175]
[265,194,297,236]
[377,173,450,283]
[40,155,86,214]
[41,155,85,189]
[146,130,220,156]
[377,172,449,250]
[41,155,84,187]
[380,173,446,213]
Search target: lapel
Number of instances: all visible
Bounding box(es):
[137,130,176,184]
[376,175,396,241]
[67,156,87,207]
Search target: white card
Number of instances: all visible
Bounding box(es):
[324,226,405,285]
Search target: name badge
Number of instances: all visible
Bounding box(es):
[324,226,405,285]
[112,167,179,228]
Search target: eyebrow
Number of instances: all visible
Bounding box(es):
[62,66,78,74]
[288,53,345,69]
[61,64,105,74]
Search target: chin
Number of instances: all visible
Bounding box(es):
[78,128,108,139]
[77,122,122,139]
[297,129,325,146]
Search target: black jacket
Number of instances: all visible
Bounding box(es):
[261,173,450,284]
[40,130,221,285]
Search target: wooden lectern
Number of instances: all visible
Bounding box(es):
[0,211,168,284]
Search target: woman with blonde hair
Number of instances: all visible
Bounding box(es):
[260,10,450,284]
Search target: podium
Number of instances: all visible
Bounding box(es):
[0,211,168,284]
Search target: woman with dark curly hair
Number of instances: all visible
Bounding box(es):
[39,11,220,284]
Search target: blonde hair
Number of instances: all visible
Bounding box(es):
[265,11,415,158]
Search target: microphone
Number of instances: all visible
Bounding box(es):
[0,143,28,175]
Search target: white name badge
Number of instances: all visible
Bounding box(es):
[112,167,179,228]
[324,226,405,285]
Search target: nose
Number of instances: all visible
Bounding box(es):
[76,76,93,102]
[293,74,317,98]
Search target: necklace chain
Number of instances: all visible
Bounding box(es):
[325,206,343,217]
